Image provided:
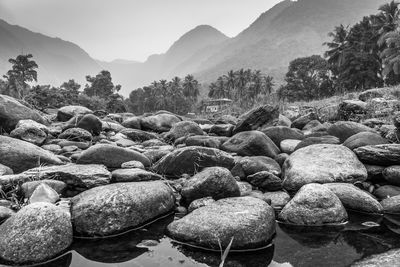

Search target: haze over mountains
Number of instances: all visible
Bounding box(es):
[0,0,384,97]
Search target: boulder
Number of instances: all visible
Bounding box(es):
[324,183,382,213]
[291,112,318,130]
[77,144,150,168]
[57,105,92,122]
[0,135,63,173]
[294,136,340,151]
[0,163,13,176]
[337,100,367,121]
[354,144,400,166]
[374,185,400,200]
[23,164,111,192]
[275,153,289,167]
[221,131,280,158]
[237,181,253,196]
[140,113,181,132]
[121,116,142,129]
[165,121,204,141]
[119,128,158,142]
[214,115,238,125]
[383,166,400,186]
[233,105,279,134]
[111,168,162,182]
[261,126,304,147]
[209,124,234,137]
[181,167,240,203]
[343,132,388,150]
[282,144,367,192]
[0,206,14,222]
[0,202,72,264]
[21,180,67,198]
[167,197,276,250]
[121,160,145,169]
[101,121,125,132]
[365,164,385,183]
[247,171,282,191]
[59,127,93,142]
[0,94,47,131]
[278,183,348,225]
[231,156,281,179]
[280,139,302,154]
[352,249,400,267]
[29,183,60,204]
[187,197,215,213]
[76,114,102,135]
[10,122,47,146]
[263,191,291,209]
[327,121,376,143]
[358,88,385,101]
[153,146,235,177]
[71,181,175,236]
[381,195,400,214]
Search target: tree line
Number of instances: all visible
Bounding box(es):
[279,1,400,102]
[207,69,274,109]
[126,75,200,115]
[0,54,126,113]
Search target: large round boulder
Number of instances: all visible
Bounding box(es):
[59,127,93,142]
[327,121,376,143]
[181,167,240,203]
[354,144,400,166]
[324,183,382,214]
[0,202,72,264]
[0,94,47,132]
[77,144,150,168]
[10,123,47,146]
[167,197,276,250]
[0,135,63,173]
[76,114,102,135]
[71,181,175,236]
[278,183,348,225]
[221,131,280,158]
[343,132,388,150]
[57,105,92,122]
[282,144,367,192]
[153,146,235,177]
[121,116,141,129]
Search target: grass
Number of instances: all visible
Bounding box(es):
[218,237,234,267]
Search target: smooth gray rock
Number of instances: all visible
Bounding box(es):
[263,191,291,209]
[383,166,400,186]
[165,121,204,141]
[59,127,93,142]
[247,171,282,191]
[57,105,92,122]
[153,146,234,177]
[279,183,348,225]
[0,202,72,264]
[0,94,47,131]
[167,197,276,250]
[283,144,367,192]
[140,113,181,132]
[327,121,376,143]
[0,163,13,176]
[181,167,240,203]
[381,195,400,214]
[294,136,340,151]
[221,131,280,158]
[231,156,281,179]
[262,126,304,147]
[71,181,175,236]
[343,132,388,150]
[10,124,47,146]
[29,183,60,204]
[77,144,150,168]
[324,183,382,213]
[188,197,215,213]
[21,180,67,198]
[374,185,400,200]
[119,128,158,142]
[0,135,63,173]
[352,248,400,267]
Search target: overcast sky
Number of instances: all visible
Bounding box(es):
[0,0,282,62]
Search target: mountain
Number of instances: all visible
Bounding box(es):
[0,18,101,87]
[113,25,229,96]
[193,0,384,84]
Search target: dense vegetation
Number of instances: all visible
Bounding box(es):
[207,69,274,109]
[126,75,200,115]
[279,1,400,102]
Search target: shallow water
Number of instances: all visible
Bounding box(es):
[5,211,400,267]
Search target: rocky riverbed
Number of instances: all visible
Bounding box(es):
[1,93,400,266]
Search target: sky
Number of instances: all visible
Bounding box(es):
[0,0,282,62]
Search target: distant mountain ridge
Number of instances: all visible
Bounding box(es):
[0,0,385,96]
[0,18,101,87]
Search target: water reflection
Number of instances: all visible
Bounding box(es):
[3,211,400,267]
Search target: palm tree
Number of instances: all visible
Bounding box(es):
[183,75,200,103]
[324,24,349,74]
